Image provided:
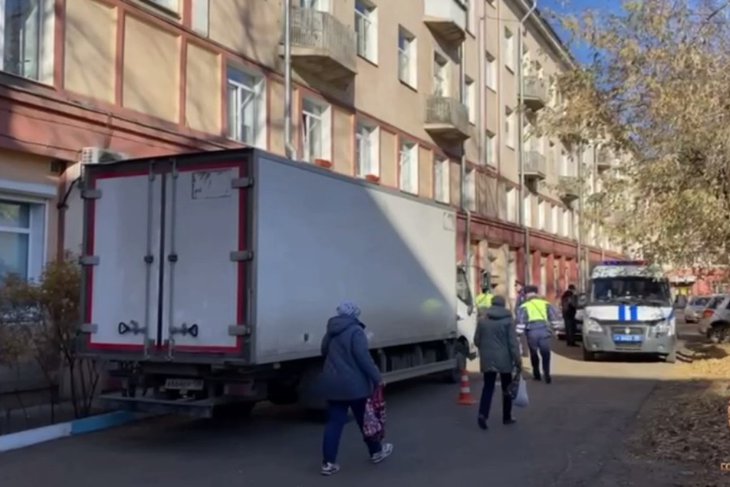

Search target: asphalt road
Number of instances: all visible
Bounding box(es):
[0,337,679,487]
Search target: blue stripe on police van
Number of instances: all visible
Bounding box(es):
[618,305,626,321]
[630,305,638,321]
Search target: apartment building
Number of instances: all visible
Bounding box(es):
[0,0,620,303]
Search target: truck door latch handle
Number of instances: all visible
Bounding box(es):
[170,323,199,338]
[118,320,146,335]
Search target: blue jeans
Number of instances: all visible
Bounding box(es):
[322,398,382,464]
[526,328,552,378]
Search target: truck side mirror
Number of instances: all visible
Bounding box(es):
[577,294,588,308]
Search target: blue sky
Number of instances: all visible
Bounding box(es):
[538,0,623,64]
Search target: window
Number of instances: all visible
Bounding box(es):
[0,198,45,282]
[562,208,571,237]
[300,0,330,10]
[538,199,546,230]
[355,121,379,177]
[485,132,496,166]
[398,26,417,88]
[0,0,51,81]
[466,0,476,34]
[399,140,419,194]
[551,204,558,234]
[504,28,515,71]
[523,193,532,227]
[485,52,497,90]
[464,76,475,123]
[465,169,477,212]
[227,66,266,148]
[506,187,517,222]
[147,0,178,11]
[191,0,209,36]
[505,107,515,149]
[434,156,450,204]
[355,1,377,63]
[433,52,449,96]
[302,98,332,163]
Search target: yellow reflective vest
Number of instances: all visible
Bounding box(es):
[520,298,550,322]
[475,292,494,309]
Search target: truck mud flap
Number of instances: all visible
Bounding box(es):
[100,393,238,419]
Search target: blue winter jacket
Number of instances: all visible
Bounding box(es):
[319,315,382,401]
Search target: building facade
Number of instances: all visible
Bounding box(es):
[0,0,621,306]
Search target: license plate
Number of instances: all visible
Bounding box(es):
[613,334,642,343]
[164,378,204,391]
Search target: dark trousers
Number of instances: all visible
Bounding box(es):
[526,328,552,378]
[565,314,577,345]
[322,398,382,464]
[478,372,513,421]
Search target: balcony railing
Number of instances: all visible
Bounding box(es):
[523,75,548,110]
[523,151,546,180]
[423,0,467,43]
[424,95,471,141]
[281,7,357,84]
[558,176,580,202]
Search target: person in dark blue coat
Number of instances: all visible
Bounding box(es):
[319,301,394,476]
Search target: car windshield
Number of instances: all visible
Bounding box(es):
[707,296,724,309]
[590,277,672,306]
[456,267,473,307]
[690,297,710,306]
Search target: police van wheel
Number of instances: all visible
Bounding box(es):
[664,350,677,364]
[582,348,596,362]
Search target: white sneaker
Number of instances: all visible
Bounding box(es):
[371,443,394,464]
[321,462,340,476]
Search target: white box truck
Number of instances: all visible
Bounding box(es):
[78,148,477,417]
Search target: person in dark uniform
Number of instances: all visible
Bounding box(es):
[561,284,579,347]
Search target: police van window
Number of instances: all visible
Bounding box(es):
[591,277,671,304]
[457,267,473,307]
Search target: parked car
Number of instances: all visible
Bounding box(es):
[697,294,730,342]
[684,295,712,323]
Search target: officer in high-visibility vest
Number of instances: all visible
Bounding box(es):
[515,285,561,384]
[475,284,496,312]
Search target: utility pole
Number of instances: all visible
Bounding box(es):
[576,142,585,292]
[517,0,537,284]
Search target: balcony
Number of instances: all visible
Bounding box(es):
[523,75,548,110]
[424,95,471,141]
[523,151,546,181]
[558,176,580,203]
[423,0,467,43]
[596,149,612,171]
[280,7,357,85]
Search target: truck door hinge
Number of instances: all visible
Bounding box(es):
[231,177,254,189]
[79,255,100,266]
[79,323,98,334]
[230,250,254,262]
[81,189,102,200]
[228,325,252,337]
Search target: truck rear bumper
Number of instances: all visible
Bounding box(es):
[582,333,677,355]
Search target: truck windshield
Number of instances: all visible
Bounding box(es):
[590,277,672,306]
[456,267,473,307]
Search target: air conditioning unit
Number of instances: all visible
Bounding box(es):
[79,147,128,165]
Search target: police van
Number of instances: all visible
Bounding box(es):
[580,260,677,363]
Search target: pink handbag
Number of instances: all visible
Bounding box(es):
[362,385,386,441]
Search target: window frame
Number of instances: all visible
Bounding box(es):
[302,97,332,163]
[506,187,517,223]
[191,0,210,36]
[300,0,330,11]
[0,0,54,84]
[434,156,450,204]
[505,107,515,149]
[0,194,47,283]
[485,131,496,167]
[397,26,417,88]
[485,51,497,91]
[398,139,419,195]
[464,168,477,212]
[355,0,378,63]
[464,75,475,124]
[504,27,515,72]
[355,121,380,177]
[433,52,449,97]
[226,65,267,149]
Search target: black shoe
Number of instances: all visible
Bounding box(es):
[545,375,552,384]
[477,415,488,430]
[503,418,517,426]
[533,374,542,381]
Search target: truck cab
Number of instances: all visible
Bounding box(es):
[456,266,478,363]
[581,260,677,363]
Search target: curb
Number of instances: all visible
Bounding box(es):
[0,411,147,453]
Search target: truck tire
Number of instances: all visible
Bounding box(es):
[215,401,256,419]
[664,350,677,364]
[444,340,469,384]
[710,323,729,343]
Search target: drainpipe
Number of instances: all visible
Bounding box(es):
[283,0,296,160]
[459,41,472,285]
[576,142,584,292]
[518,0,537,284]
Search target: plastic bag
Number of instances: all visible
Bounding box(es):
[362,385,386,441]
[513,376,529,408]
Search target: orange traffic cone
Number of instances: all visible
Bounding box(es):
[457,371,477,405]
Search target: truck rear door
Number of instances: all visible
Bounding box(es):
[81,153,252,360]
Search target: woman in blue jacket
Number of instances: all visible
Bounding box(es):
[319,301,394,476]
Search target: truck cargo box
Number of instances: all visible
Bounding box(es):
[79,149,458,366]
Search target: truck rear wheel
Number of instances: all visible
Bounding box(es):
[583,347,596,362]
[443,339,468,383]
[663,350,677,364]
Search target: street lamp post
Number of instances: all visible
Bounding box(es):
[518,0,537,285]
